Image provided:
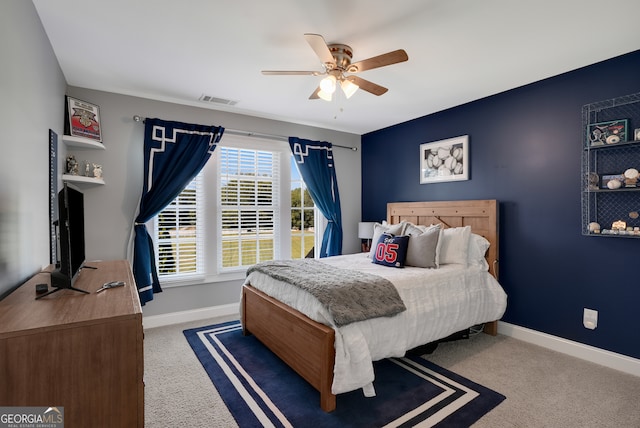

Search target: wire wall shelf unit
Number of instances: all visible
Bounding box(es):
[582,92,640,238]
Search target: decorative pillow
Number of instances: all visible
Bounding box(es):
[405,224,441,268]
[437,225,471,266]
[468,233,490,270]
[403,222,429,236]
[368,221,406,258]
[371,233,410,268]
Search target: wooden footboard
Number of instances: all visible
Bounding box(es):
[241,284,337,412]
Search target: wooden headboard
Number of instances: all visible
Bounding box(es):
[387,200,499,278]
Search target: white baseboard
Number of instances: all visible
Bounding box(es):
[142,303,239,330]
[142,307,640,377]
[498,321,640,377]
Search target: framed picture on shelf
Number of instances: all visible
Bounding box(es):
[635,128,640,141]
[65,96,102,142]
[600,173,624,190]
[587,119,628,146]
[420,135,469,184]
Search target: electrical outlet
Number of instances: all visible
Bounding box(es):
[583,308,598,330]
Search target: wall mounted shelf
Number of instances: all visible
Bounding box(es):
[62,133,105,185]
[62,134,105,150]
[581,92,640,237]
[62,174,105,186]
[583,187,640,193]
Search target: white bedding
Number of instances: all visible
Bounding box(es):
[243,252,507,396]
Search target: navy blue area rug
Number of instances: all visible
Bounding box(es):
[184,321,505,427]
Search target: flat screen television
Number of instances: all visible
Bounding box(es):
[37,183,93,298]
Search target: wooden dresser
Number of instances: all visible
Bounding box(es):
[0,260,144,428]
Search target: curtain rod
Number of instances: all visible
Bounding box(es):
[132,115,357,151]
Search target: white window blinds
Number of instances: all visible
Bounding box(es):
[218,147,280,270]
[156,175,204,277]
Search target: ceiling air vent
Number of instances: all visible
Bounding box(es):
[199,94,238,106]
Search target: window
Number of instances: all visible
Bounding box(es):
[218,146,279,269]
[156,176,202,276]
[152,134,318,284]
[290,158,315,259]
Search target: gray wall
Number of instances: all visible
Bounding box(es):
[0,2,362,317]
[0,1,67,298]
[64,88,362,317]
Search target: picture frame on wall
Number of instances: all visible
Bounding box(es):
[635,128,640,141]
[587,119,628,146]
[420,135,469,184]
[65,96,102,142]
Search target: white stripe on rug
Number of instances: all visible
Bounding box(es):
[386,358,480,427]
[197,324,293,428]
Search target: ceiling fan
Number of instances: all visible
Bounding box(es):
[261,33,408,101]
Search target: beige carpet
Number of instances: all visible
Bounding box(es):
[144,317,640,427]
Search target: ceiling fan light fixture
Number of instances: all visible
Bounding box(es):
[340,79,359,99]
[263,33,408,101]
[319,75,337,94]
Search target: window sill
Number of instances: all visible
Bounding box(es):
[159,270,246,289]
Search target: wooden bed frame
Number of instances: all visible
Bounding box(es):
[241,199,500,412]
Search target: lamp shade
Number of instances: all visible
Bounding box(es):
[358,222,375,240]
[317,89,333,101]
[340,78,359,99]
[320,75,337,94]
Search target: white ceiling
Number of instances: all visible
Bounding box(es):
[33,0,640,135]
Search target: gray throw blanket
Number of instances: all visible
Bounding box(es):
[246,259,406,327]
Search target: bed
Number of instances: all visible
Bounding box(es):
[241,199,507,412]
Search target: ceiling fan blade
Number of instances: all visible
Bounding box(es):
[309,86,321,99]
[348,49,408,73]
[348,76,388,96]
[304,33,336,68]
[262,70,322,76]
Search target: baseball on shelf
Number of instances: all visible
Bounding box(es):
[624,168,638,187]
[624,168,638,179]
[607,179,622,190]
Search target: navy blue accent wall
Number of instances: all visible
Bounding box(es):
[361,50,640,359]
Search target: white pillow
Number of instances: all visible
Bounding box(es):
[368,221,406,258]
[468,233,490,270]
[437,225,471,266]
[403,222,429,236]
